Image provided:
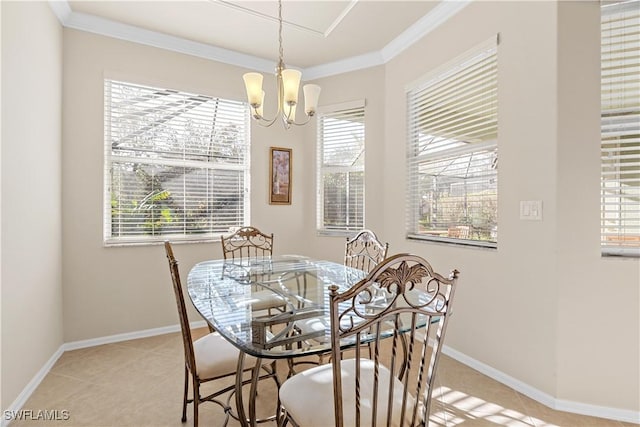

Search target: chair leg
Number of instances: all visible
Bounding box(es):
[193,375,200,427]
[277,409,288,427]
[182,366,188,423]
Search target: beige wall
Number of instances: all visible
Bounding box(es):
[555,2,639,410]
[1,1,64,408]
[61,28,387,341]
[384,0,560,395]
[299,66,387,263]
[380,0,639,413]
[385,2,557,395]
[61,29,315,341]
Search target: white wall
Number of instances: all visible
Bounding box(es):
[1,1,64,409]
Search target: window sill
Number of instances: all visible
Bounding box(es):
[602,249,640,259]
[103,235,220,247]
[317,229,358,238]
[407,233,497,250]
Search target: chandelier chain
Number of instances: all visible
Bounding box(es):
[278,0,284,68]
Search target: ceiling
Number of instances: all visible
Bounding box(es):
[51,0,470,79]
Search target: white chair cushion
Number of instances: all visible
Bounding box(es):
[193,333,258,379]
[296,316,367,344]
[230,289,286,312]
[295,317,329,342]
[249,290,287,311]
[279,358,416,427]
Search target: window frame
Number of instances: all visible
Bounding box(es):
[405,36,498,249]
[600,0,640,257]
[316,100,366,236]
[103,79,251,246]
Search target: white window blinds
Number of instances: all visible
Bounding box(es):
[317,101,365,233]
[601,1,640,256]
[406,37,498,246]
[104,80,250,245]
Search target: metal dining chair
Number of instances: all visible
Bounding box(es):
[220,226,287,314]
[221,226,274,260]
[295,229,389,357]
[278,253,459,427]
[345,229,391,356]
[344,229,389,272]
[164,241,277,427]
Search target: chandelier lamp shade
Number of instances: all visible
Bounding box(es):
[242,0,321,129]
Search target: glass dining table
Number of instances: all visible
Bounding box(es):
[186,255,368,427]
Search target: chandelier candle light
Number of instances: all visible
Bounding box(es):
[242,0,321,129]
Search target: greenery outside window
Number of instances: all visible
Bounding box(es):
[104,80,250,245]
[601,1,640,257]
[406,37,498,247]
[317,101,365,234]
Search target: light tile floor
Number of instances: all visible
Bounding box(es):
[9,328,638,427]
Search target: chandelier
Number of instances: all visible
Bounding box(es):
[242,0,321,129]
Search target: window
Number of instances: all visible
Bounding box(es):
[601,1,640,257]
[317,101,365,234]
[104,80,250,245]
[406,37,498,247]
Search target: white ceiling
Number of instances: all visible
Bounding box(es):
[51,0,470,79]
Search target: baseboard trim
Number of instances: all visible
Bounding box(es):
[1,346,65,427]
[3,325,637,426]
[442,345,640,424]
[1,320,207,427]
[62,320,207,351]
[554,398,640,425]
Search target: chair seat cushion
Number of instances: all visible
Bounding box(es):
[279,358,416,427]
[295,316,366,344]
[230,289,286,312]
[295,317,329,342]
[194,333,258,379]
[249,290,287,311]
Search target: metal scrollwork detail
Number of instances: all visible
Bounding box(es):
[221,226,274,260]
[376,261,430,295]
[344,230,389,274]
[334,255,455,335]
[237,228,260,238]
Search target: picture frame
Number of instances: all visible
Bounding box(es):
[269,147,292,205]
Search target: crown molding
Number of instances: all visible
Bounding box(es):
[380,0,472,63]
[48,0,469,78]
[48,0,276,73]
[304,50,386,80]
[48,0,72,23]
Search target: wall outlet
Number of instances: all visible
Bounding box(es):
[520,200,543,220]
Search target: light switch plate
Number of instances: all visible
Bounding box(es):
[520,200,543,220]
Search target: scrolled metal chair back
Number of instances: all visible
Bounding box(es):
[329,253,459,427]
[345,229,389,273]
[221,226,274,260]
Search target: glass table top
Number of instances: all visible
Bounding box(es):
[187,255,368,358]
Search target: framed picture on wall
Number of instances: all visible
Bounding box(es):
[270,147,292,205]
